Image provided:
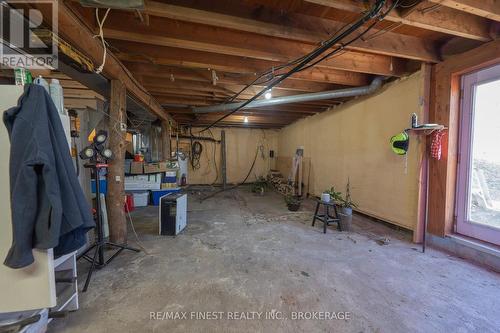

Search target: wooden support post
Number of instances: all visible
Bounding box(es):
[221,130,227,189]
[161,120,171,161]
[298,155,303,197]
[414,63,432,244]
[107,80,127,244]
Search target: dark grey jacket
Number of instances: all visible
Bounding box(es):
[3,84,94,268]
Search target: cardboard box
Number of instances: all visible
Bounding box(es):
[144,162,168,174]
[130,161,144,174]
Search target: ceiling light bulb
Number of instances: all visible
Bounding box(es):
[244,116,249,123]
[264,90,272,100]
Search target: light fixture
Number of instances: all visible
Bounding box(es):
[94,130,108,145]
[79,146,95,160]
[101,148,113,159]
[244,116,249,123]
[264,89,272,100]
[79,129,113,162]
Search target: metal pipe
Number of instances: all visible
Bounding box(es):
[193,77,385,114]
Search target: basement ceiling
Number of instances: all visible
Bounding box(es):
[66,0,499,128]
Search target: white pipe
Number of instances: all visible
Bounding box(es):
[193,77,385,113]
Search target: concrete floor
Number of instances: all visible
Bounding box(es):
[50,187,500,333]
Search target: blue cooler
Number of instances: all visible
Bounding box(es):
[151,188,182,206]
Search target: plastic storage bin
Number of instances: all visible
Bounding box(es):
[151,188,181,206]
[91,179,107,195]
[163,171,177,183]
[131,191,149,207]
[125,193,134,212]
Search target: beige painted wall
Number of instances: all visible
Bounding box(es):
[179,127,279,185]
[278,72,425,231]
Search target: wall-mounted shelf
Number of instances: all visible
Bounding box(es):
[405,124,447,135]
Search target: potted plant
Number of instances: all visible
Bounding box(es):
[285,194,301,211]
[340,178,357,215]
[338,179,356,231]
[324,186,343,204]
[251,176,267,196]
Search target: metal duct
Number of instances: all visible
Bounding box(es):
[193,76,385,114]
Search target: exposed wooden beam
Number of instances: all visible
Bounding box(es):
[112,41,407,77]
[27,1,172,122]
[169,109,318,117]
[138,75,343,94]
[123,62,370,86]
[105,26,418,79]
[305,0,492,41]
[173,114,298,124]
[428,0,500,22]
[138,1,439,62]
[64,97,99,110]
[63,88,104,100]
[104,29,287,63]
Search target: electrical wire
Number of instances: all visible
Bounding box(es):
[207,129,219,185]
[196,0,402,130]
[94,8,111,74]
[287,0,400,74]
[126,207,151,255]
[189,127,203,169]
[200,143,261,201]
[220,16,361,105]
[197,0,388,132]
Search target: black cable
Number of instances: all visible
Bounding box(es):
[198,0,387,132]
[207,129,219,185]
[285,1,399,75]
[220,16,361,105]
[189,126,203,169]
[191,141,202,170]
[200,0,400,126]
[200,144,260,201]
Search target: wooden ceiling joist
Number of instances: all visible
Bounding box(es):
[304,0,493,41]
[62,0,498,128]
[427,0,500,22]
[26,1,172,122]
[112,41,407,77]
[123,62,371,87]
[135,1,440,62]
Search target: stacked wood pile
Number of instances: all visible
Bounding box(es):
[267,171,294,196]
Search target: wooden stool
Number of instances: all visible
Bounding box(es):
[312,199,341,233]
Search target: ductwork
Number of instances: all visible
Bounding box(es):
[193,76,385,114]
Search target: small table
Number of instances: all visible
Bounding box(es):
[312,199,341,233]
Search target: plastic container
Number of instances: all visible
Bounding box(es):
[131,191,149,207]
[164,176,177,183]
[49,79,65,115]
[125,193,135,212]
[321,193,331,203]
[34,76,50,93]
[151,188,181,206]
[91,179,107,195]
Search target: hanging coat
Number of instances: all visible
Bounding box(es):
[3,84,94,269]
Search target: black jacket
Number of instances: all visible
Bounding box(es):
[3,84,94,268]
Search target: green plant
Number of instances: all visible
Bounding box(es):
[341,178,357,208]
[325,186,343,203]
[251,176,267,193]
[285,194,301,206]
